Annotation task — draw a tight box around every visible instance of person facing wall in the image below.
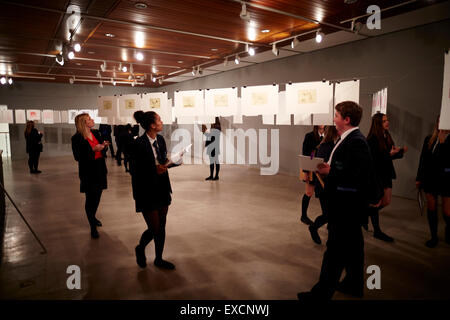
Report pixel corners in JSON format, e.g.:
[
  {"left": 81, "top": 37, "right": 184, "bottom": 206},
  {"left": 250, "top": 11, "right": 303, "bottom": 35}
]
[{"left": 24, "top": 120, "right": 43, "bottom": 174}]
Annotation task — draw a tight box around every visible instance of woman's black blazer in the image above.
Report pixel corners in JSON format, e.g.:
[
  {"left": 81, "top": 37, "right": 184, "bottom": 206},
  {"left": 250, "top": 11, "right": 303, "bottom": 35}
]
[
  {"left": 71, "top": 130, "right": 107, "bottom": 193},
  {"left": 367, "top": 135, "right": 403, "bottom": 183},
  {"left": 130, "top": 134, "right": 172, "bottom": 212}
]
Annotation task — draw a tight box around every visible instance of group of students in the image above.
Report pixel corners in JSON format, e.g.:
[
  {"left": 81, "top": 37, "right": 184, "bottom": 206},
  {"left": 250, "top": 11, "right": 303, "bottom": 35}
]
[
  {"left": 58, "top": 100, "right": 449, "bottom": 298},
  {"left": 297, "top": 102, "right": 449, "bottom": 301}
]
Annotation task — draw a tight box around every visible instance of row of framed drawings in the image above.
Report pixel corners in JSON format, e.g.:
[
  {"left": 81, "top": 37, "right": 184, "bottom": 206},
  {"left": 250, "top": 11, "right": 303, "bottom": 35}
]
[
  {"left": 97, "top": 80, "right": 360, "bottom": 126},
  {"left": 2, "top": 80, "right": 361, "bottom": 126},
  {"left": 0, "top": 109, "right": 102, "bottom": 124}
]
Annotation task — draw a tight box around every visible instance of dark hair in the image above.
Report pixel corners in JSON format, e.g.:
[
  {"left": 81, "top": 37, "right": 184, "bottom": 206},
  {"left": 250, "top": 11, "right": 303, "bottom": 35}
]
[
  {"left": 321, "top": 126, "right": 338, "bottom": 144},
  {"left": 335, "top": 101, "right": 362, "bottom": 127},
  {"left": 24, "top": 120, "right": 35, "bottom": 137},
  {"left": 312, "top": 125, "right": 322, "bottom": 141},
  {"left": 367, "top": 113, "right": 394, "bottom": 152},
  {"left": 134, "top": 111, "right": 157, "bottom": 131}
]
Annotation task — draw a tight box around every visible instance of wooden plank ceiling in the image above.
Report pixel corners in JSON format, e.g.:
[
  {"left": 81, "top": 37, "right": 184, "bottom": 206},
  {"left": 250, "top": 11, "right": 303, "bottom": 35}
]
[{"left": 0, "top": 0, "right": 444, "bottom": 87}]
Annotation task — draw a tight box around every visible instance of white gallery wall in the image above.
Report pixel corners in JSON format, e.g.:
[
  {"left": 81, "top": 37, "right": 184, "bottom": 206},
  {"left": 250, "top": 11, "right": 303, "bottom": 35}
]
[{"left": 1, "top": 19, "right": 449, "bottom": 198}]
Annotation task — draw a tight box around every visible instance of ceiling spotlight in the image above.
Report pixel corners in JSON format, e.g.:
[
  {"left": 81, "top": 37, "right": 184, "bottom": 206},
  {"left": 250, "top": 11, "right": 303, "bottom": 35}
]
[
  {"left": 74, "top": 43, "right": 81, "bottom": 52},
  {"left": 7, "top": 77, "right": 13, "bottom": 85},
  {"left": 113, "top": 67, "right": 117, "bottom": 78},
  {"left": 97, "top": 70, "right": 101, "bottom": 78},
  {"left": 291, "top": 37, "right": 299, "bottom": 48},
  {"left": 55, "top": 54, "right": 64, "bottom": 66},
  {"left": 248, "top": 47, "right": 255, "bottom": 56},
  {"left": 234, "top": 55, "right": 240, "bottom": 64},
  {"left": 198, "top": 67, "right": 203, "bottom": 75},
  {"left": 0, "top": 76, "right": 6, "bottom": 85},
  {"left": 69, "top": 77, "right": 74, "bottom": 84},
  {"left": 223, "top": 58, "right": 228, "bottom": 67},
  {"left": 130, "top": 64, "right": 134, "bottom": 74},
  {"left": 67, "top": 50, "right": 75, "bottom": 59},
  {"left": 99, "top": 81, "right": 103, "bottom": 88},
  {"left": 122, "top": 65, "right": 127, "bottom": 72},
  {"left": 315, "top": 30, "right": 324, "bottom": 43},
  {"left": 192, "top": 67, "right": 196, "bottom": 76},
  {"left": 128, "top": 75, "right": 133, "bottom": 80},
  {"left": 152, "top": 76, "right": 156, "bottom": 83},
  {"left": 131, "top": 81, "right": 135, "bottom": 87},
  {"left": 135, "top": 2, "right": 148, "bottom": 9},
  {"left": 152, "top": 66, "right": 157, "bottom": 73},
  {"left": 272, "top": 43, "right": 279, "bottom": 56},
  {"left": 158, "top": 78, "right": 163, "bottom": 85},
  {"left": 100, "top": 61, "right": 106, "bottom": 72},
  {"left": 261, "top": 29, "right": 270, "bottom": 33},
  {"left": 112, "top": 80, "right": 116, "bottom": 86},
  {"left": 240, "top": 3, "right": 250, "bottom": 21},
  {"left": 136, "top": 52, "right": 144, "bottom": 61}
]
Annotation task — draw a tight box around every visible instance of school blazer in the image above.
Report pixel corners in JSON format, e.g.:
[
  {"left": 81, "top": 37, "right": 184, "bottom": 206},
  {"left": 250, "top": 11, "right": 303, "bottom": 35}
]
[
  {"left": 324, "top": 129, "right": 382, "bottom": 226},
  {"left": 130, "top": 134, "right": 172, "bottom": 212}
]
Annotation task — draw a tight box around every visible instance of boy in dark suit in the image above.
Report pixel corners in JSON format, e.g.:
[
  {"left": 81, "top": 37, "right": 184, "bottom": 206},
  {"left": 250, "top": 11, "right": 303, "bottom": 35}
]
[{"left": 298, "top": 101, "right": 382, "bottom": 300}]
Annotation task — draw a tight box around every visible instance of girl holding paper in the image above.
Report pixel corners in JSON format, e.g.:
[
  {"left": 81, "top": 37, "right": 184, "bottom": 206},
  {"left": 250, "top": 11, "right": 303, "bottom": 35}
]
[
  {"left": 132, "top": 111, "right": 176, "bottom": 270},
  {"left": 300, "top": 125, "right": 324, "bottom": 225}
]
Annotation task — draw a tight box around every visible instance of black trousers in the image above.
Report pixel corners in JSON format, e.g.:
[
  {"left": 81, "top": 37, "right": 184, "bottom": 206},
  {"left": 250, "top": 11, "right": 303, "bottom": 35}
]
[
  {"left": 28, "top": 151, "right": 40, "bottom": 172},
  {"left": 311, "top": 223, "right": 364, "bottom": 299},
  {"left": 85, "top": 190, "right": 103, "bottom": 228}
]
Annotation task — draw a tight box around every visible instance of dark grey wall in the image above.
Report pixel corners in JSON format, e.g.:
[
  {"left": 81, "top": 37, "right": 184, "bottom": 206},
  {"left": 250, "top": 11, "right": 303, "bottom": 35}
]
[
  {"left": 159, "top": 19, "right": 450, "bottom": 199},
  {"left": 1, "top": 20, "right": 449, "bottom": 198}
]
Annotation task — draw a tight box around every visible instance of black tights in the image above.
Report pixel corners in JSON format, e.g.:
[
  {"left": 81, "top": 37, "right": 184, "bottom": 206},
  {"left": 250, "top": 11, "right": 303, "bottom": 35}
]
[
  {"left": 311, "top": 195, "right": 329, "bottom": 230},
  {"left": 209, "top": 162, "right": 220, "bottom": 178},
  {"left": 28, "top": 152, "right": 40, "bottom": 172},
  {"left": 139, "top": 207, "right": 169, "bottom": 261},
  {"left": 85, "top": 190, "right": 102, "bottom": 229}
]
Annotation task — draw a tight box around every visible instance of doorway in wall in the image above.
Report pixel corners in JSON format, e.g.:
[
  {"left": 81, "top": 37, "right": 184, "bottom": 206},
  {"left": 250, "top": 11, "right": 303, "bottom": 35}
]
[{"left": 0, "top": 105, "right": 11, "bottom": 157}]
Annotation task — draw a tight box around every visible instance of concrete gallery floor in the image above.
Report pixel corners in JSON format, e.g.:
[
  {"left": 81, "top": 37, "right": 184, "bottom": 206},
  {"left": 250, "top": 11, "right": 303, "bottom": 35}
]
[{"left": 0, "top": 155, "right": 449, "bottom": 300}]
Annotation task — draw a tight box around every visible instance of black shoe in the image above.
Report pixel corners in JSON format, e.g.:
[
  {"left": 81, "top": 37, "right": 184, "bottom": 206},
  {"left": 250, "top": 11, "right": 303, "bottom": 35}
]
[
  {"left": 309, "top": 225, "right": 322, "bottom": 244},
  {"left": 213, "top": 176, "right": 219, "bottom": 180},
  {"left": 425, "top": 237, "right": 438, "bottom": 248},
  {"left": 154, "top": 258, "right": 175, "bottom": 270},
  {"left": 135, "top": 245, "right": 147, "bottom": 268},
  {"left": 35, "top": 170, "right": 42, "bottom": 174},
  {"left": 301, "top": 216, "right": 313, "bottom": 225},
  {"left": 95, "top": 219, "right": 102, "bottom": 227},
  {"left": 90, "top": 228, "right": 99, "bottom": 239},
  {"left": 205, "top": 176, "right": 213, "bottom": 181},
  {"left": 373, "top": 231, "right": 394, "bottom": 242},
  {"left": 336, "top": 282, "right": 363, "bottom": 298}
]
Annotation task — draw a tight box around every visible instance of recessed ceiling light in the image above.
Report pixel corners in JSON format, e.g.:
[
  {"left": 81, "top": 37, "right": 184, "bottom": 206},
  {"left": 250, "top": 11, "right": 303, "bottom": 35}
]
[
  {"left": 105, "top": 33, "right": 115, "bottom": 38},
  {"left": 261, "top": 29, "right": 270, "bottom": 33},
  {"left": 177, "top": 60, "right": 183, "bottom": 63},
  {"left": 135, "top": 2, "right": 148, "bottom": 9},
  {"left": 211, "top": 48, "right": 218, "bottom": 51},
  {"left": 88, "top": 51, "right": 95, "bottom": 54},
  {"left": 76, "top": 63, "right": 82, "bottom": 66}
]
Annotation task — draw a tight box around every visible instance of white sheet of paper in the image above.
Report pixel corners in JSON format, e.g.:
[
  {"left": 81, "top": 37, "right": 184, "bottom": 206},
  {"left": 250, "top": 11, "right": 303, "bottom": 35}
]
[
  {"left": 42, "top": 109, "right": 54, "bottom": 124},
  {"left": 15, "top": 110, "right": 26, "bottom": 124},
  {"left": 5, "top": 110, "right": 14, "bottom": 123},
  {"left": 204, "top": 87, "right": 238, "bottom": 116},
  {"left": 241, "top": 84, "right": 279, "bottom": 116},
  {"left": 335, "top": 80, "right": 360, "bottom": 105},
  {"left": 293, "top": 114, "right": 311, "bottom": 125},
  {"left": 262, "top": 114, "right": 275, "bottom": 125},
  {"left": 118, "top": 94, "right": 141, "bottom": 117},
  {"left": 174, "top": 90, "right": 205, "bottom": 117},
  {"left": 276, "top": 91, "right": 291, "bottom": 125},
  {"left": 53, "top": 111, "right": 61, "bottom": 123},
  {"left": 298, "top": 155, "right": 324, "bottom": 171},
  {"left": 286, "top": 81, "right": 332, "bottom": 114},
  {"left": 440, "top": 52, "right": 450, "bottom": 129},
  {"left": 26, "top": 109, "right": 41, "bottom": 121},
  {"left": 97, "top": 96, "right": 119, "bottom": 118}
]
